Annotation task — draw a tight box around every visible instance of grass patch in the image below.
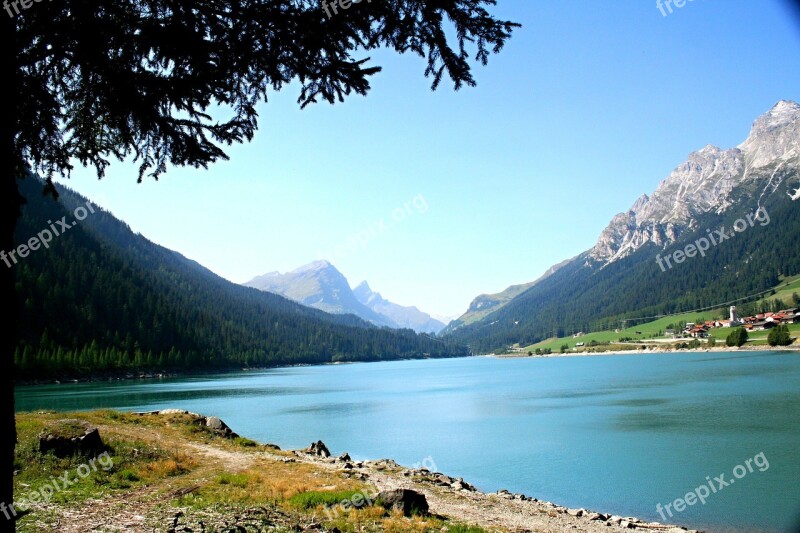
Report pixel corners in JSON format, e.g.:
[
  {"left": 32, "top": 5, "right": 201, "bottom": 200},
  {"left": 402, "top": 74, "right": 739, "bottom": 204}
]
[
  {"left": 233, "top": 436, "right": 259, "bottom": 448},
  {"left": 216, "top": 472, "right": 249, "bottom": 488},
  {"left": 288, "top": 489, "right": 370, "bottom": 510},
  {"left": 445, "top": 525, "right": 489, "bottom": 533},
  {"left": 13, "top": 410, "right": 200, "bottom": 513}
]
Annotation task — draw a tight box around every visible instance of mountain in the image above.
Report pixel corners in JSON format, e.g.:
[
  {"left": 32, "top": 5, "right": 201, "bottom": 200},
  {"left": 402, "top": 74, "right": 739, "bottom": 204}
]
[
  {"left": 443, "top": 258, "right": 572, "bottom": 333},
  {"left": 13, "top": 179, "right": 468, "bottom": 378},
  {"left": 445, "top": 101, "right": 800, "bottom": 351},
  {"left": 590, "top": 100, "right": 800, "bottom": 265},
  {"left": 243, "top": 261, "right": 396, "bottom": 328},
  {"left": 244, "top": 262, "right": 446, "bottom": 334},
  {"left": 353, "top": 281, "right": 446, "bottom": 334}
]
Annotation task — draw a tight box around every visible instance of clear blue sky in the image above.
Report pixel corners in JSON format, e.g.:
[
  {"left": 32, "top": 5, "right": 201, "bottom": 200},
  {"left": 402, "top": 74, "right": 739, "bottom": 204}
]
[{"left": 59, "top": 1, "right": 800, "bottom": 319}]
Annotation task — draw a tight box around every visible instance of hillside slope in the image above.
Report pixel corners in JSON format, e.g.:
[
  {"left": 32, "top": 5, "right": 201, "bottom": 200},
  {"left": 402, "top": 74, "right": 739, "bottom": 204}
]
[
  {"left": 13, "top": 178, "right": 468, "bottom": 378},
  {"left": 446, "top": 101, "right": 800, "bottom": 351}
]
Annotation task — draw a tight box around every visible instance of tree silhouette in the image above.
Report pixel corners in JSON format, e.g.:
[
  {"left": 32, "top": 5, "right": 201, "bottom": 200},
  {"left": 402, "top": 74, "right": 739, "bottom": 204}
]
[{"left": 1, "top": 1, "right": 519, "bottom": 529}]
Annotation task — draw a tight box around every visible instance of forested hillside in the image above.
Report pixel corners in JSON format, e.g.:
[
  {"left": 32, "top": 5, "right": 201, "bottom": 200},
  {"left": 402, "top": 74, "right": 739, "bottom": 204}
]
[
  {"left": 12, "top": 178, "right": 468, "bottom": 378},
  {"left": 447, "top": 188, "right": 800, "bottom": 352}
]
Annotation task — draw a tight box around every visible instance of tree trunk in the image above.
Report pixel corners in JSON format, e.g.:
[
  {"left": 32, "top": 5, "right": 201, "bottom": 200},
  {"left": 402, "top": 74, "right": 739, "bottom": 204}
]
[
  {"left": 1, "top": 13, "right": 20, "bottom": 533},
  {"left": 0, "top": 176, "right": 21, "bottom": 533}
]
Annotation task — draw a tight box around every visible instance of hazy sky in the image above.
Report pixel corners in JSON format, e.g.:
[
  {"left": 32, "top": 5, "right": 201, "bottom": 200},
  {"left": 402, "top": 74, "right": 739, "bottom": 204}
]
[{"left": 57, "top": 1, "right": 800, "bottom": 319}]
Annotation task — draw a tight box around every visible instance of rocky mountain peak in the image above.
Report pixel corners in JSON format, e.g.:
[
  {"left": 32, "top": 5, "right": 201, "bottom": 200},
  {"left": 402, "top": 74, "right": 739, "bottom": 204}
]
[
  {"left": 738, "top": 100, "right": 800, "bottom": 169},
  {"left": 588, "top": 101, "right": 799, "bottom": 264},
  {"left": 353, "top": 281, "right": 380, "bottom": 305},
  {"left": 294, "top": 259, "right": 332, "bottom": 273}
]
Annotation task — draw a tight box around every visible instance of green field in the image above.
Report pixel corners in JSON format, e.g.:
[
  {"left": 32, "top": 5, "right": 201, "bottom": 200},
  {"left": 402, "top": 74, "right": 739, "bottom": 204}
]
[
  {"left": 706, "top": 322, "right": 800, "bottom": 346},
  {"left": 521, "top": 309, "right": 725, "bottom": 353},
  {"left": 750, "top": 274, "right": 800, "bottom": 308},
  {"left": 520, "top": 275, "right": 800, "bottom": 354}
]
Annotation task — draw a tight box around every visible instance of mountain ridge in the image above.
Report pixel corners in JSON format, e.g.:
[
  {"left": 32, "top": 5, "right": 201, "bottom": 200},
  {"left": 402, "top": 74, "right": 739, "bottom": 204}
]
[
  {"left": 444, "top": 100, "right": 800, "bottom": 351},
  {"left": 588, "top": 100, "right": 800, "bottom": 265},
  {"left": 244, "top": 260, "right": 394, "bottom": 327},
  {"left": 353, "top": 281, "right": 446, "bottom": 334},
  {"left": 244, "top": 262, "right": 445, "bottom": 333}
]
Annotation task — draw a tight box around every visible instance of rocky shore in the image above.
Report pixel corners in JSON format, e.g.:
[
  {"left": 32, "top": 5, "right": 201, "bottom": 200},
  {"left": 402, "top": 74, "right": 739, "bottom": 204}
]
[
  {"left": 496, "top": 344, "right": 799, "bottom": 359},
  {"left": 292, "top": 441, "right": 701, "bottom": 533}
]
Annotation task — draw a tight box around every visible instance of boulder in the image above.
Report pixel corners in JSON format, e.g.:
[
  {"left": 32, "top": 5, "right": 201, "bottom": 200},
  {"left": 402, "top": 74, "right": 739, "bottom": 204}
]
[
  {"left": 376, "top": 489, "right": 429, "bottom": 516},
  {"left": 204, "top": 416, "right": 239, "bottom": 439},
  {"left": 435, "top": 474, "right": 454, "bottom": 486},
  {"left": 306, "top": 440, "right": 331, "bottom": 458},
  {"left": 337, "top": 452, "right": 352, "bottom": 462},
  {"left": 39, "top": 419, "right": 104, "bottom": 457},
  {"left": 456, "top": 478, "right": 477, "bottom": 492}
]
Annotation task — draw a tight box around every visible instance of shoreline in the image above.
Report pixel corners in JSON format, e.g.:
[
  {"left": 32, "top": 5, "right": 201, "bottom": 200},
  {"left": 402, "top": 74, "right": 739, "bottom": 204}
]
[
  {"left": 299, "top": 450, "right": 701, "bottom": 533},
  {"left": 13, "top": 354, "right": 468, "bottom": 387},
  {"left": 145, "top": 408, "right": 704, "bottom": 533},
  {"left": 493, "top": 344, "right": 800, "bottom": 359},
  {"left": 15, "top": 408, "right": 705, "bottom": 532},
  {"left": 18, "top": 345, "right": 799, "bottom": 387}
]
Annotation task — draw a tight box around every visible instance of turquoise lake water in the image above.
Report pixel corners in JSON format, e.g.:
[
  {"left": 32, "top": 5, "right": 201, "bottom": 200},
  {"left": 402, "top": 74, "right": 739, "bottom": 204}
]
[{"left": 15, "top": 351, "right": 800, "bottom": 532}]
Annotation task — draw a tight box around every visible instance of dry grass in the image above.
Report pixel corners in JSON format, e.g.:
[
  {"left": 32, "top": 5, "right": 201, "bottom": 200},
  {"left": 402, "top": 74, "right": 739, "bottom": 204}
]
[
  {"left": 14, "top": 410, "right": 492, "bottom": 533},
  {"left": 190, "top": 461, "right": 367, "bottom": 507}
]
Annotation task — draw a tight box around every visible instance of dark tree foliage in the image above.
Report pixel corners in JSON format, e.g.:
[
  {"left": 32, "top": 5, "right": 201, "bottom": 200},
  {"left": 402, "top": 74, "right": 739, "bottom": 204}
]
[
  {"left": 767, "top": 325, "right": 793, "bottom": 346},
  {"left": 725, "top": 327, "right": 748, "bottom": 347},
  {"left": 2, "top": 2, "right": 519, "bottom": 530},
  {"left": 12, "top": 0, "right": 519, "bottom": 183}
]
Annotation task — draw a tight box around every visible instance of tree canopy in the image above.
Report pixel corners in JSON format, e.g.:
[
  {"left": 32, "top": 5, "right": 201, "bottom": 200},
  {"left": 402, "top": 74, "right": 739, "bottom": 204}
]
[{"left": 9, "top": 0, "right": 519, "bottom": 186}]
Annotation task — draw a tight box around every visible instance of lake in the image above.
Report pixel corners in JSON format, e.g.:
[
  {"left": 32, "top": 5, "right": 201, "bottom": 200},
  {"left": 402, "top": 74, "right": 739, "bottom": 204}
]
[{"left": 15, "top": 351, "right": 800, "bottom": 533}]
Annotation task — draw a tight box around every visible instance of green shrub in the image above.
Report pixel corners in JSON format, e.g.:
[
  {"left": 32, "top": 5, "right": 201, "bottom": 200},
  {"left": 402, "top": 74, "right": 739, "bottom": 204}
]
[
  {"left": 726, "top": 327, "right": 748, "bottom": 347},
  {"left": 768, "top": 325, "right": 792, "bottom": 346}
]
